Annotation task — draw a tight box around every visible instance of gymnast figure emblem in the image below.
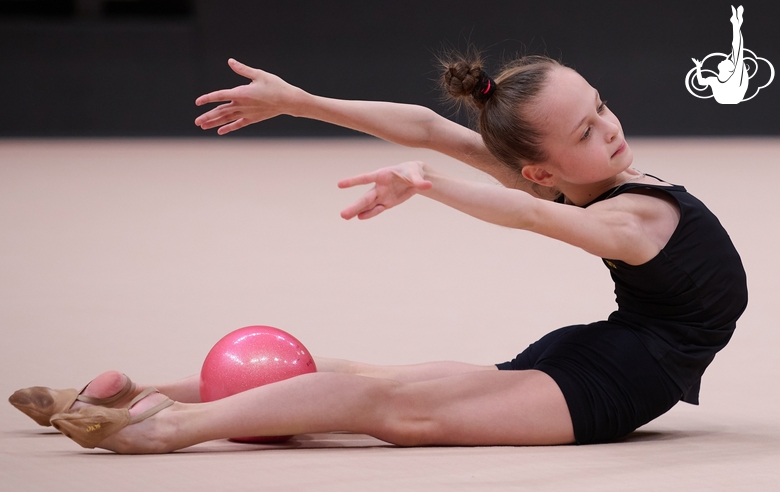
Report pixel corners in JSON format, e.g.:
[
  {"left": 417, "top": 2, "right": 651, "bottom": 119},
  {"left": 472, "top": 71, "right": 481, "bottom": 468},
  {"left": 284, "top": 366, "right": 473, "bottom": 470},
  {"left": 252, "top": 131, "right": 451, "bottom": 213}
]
[{"left": 685, "top": 5, "right": 774, "bottom": 104}]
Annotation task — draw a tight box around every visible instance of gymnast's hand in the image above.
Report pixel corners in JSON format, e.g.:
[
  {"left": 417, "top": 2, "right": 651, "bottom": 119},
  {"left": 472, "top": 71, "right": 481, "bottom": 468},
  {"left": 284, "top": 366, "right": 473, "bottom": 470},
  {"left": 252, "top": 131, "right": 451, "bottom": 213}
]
[
  {"left": 195, "top": 59, "right": 304, "bottom": 135},
  {"left": 338, "top": 161, "right": 433, "bottom": 220}
]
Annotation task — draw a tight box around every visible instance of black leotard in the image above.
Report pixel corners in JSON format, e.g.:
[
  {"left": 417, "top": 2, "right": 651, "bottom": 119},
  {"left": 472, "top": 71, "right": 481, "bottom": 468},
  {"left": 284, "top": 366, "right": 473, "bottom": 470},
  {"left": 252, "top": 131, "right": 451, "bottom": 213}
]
[
  {"left": 499, "top": 177, "right": 748, "bottom": 442},
  {"left": 586, "top": 178, "right": 748, "bottom": 404}
]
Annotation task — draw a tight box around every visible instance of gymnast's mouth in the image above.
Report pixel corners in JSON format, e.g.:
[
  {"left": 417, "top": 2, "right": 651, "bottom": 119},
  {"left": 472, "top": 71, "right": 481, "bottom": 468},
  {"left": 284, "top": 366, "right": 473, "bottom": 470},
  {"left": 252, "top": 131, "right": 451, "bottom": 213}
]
[{"left": 612, "top": 141, "right": 626, "bottom": 157}]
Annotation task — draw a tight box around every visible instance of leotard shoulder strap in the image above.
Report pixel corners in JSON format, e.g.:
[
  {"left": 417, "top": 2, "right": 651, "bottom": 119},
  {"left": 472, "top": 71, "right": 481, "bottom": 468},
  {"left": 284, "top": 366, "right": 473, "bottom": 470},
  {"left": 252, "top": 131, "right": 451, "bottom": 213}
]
[{"left": 584, "top": 174, "right": 686, "bottom": 208}]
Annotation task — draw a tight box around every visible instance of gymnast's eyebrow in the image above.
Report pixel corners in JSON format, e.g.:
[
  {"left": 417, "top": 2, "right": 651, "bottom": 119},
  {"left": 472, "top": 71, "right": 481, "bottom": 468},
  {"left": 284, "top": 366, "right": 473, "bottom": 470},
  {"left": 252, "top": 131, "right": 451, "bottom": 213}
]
[{"left": 571, "top": 89, "right": 600, "bottom": 136}]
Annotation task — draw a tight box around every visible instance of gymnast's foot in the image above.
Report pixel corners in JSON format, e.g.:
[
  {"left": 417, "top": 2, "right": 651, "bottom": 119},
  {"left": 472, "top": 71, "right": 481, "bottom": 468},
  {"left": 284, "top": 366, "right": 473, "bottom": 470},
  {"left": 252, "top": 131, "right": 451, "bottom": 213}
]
[
  {"left": 51, "top": 388, "right": 178, "bottom": 454},
  {"left": 9, "top": 371, "right": 138, "bottom": 427},
  {"left": 71, "top": 371, "right": 136, "bottom": 409}
]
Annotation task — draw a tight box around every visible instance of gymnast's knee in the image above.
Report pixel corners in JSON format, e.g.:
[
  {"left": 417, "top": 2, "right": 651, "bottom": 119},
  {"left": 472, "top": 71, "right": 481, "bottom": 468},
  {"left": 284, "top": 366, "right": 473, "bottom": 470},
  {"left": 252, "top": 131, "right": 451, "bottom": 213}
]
[{"left": 371, "top": 383, "right": 443, "bottom": 446}]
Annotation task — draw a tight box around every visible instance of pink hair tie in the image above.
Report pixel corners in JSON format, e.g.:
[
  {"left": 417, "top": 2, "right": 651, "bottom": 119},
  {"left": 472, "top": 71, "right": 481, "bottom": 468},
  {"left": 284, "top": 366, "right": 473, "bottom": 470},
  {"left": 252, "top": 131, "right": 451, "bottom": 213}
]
[{"left": 472, "top": 71, "right": 496, "bottom": 102}]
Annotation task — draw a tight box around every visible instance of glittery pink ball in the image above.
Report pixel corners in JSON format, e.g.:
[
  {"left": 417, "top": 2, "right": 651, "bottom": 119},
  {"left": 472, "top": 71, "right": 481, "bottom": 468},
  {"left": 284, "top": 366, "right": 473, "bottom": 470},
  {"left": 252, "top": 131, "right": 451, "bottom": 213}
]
[{"left": 200, "top": 325, "right": 317, "bottom": 443}]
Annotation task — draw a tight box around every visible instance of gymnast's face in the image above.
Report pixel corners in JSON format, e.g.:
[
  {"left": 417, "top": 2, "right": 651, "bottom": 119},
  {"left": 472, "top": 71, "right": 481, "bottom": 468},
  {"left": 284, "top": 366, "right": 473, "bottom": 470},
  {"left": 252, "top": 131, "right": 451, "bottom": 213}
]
[{"left": 524, "top": 67, "right": 633, "bottom": 188}]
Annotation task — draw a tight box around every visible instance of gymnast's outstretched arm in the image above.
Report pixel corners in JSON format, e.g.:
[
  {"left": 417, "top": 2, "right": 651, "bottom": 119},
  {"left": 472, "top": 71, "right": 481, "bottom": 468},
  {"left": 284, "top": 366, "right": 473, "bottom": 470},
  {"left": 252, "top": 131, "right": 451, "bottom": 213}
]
[
  {"left": 338, "top": 161, "right": 675, "bottom": 265},
  {"left": 195, "top": 59, "right": 552, "bottom": 199}
]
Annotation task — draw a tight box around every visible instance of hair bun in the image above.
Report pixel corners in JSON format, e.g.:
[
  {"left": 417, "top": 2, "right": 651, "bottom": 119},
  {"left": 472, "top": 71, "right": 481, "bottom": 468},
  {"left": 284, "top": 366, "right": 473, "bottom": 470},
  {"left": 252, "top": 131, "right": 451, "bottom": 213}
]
[
  {"left": 443, "top": 61, "right": 481, "bottom": 96},
  {"left": 443, "top": 60, "right": 496, "bottom": 108}
]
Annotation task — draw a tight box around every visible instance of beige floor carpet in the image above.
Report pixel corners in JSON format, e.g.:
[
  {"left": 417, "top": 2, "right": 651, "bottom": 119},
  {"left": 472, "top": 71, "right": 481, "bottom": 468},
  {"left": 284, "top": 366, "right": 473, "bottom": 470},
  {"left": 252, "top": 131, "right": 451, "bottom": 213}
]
[{"left": 1, "top": 138, "right": 778, "bottom": 491}]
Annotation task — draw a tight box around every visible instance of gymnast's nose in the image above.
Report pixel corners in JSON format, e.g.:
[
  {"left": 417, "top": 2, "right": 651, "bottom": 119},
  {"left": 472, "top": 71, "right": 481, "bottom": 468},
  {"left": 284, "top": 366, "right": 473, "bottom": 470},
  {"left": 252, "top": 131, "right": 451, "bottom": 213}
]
[{"left": 604, "top": 119, "right": 619, "bottom": 143}]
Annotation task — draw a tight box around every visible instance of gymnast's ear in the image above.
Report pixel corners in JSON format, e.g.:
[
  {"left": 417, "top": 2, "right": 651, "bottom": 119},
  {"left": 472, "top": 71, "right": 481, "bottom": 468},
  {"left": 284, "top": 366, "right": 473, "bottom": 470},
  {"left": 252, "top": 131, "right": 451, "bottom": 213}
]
[{"left": 521, "top": 164, "right": 557, "bottom": 187}]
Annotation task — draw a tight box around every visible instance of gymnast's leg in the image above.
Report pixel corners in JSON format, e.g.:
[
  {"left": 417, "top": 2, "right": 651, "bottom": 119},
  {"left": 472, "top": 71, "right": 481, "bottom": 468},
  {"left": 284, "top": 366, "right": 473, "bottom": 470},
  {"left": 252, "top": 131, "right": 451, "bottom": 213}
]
[
  {"left": 314, "top": 356, "right": 498, "bottom": 382},
  {"left": 60, "top": 358, "right": 496, "bottom": 411},
  {"left": 91, "top": 369, "right": 575, "bottom": 453}
]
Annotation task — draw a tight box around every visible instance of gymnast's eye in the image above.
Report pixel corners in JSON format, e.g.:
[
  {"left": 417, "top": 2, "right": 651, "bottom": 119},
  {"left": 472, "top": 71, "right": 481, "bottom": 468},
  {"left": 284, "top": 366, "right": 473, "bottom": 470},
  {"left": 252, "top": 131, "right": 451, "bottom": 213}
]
[
  {"left": 582, "top": 127, "right": 591, "bottom": 140},
  {"left": 582, "top": 101, "right": 608, "bottom": 140},
  {"left": 580, "top": 101, "right": 607, "bottom": 140}
]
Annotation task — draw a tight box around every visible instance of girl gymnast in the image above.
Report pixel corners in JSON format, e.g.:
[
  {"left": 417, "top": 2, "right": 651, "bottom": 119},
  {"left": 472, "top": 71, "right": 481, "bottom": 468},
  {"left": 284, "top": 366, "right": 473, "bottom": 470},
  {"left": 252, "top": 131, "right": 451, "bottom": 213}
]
[{"left": 9, "top": 51, "right": 747, "bottom": 453}]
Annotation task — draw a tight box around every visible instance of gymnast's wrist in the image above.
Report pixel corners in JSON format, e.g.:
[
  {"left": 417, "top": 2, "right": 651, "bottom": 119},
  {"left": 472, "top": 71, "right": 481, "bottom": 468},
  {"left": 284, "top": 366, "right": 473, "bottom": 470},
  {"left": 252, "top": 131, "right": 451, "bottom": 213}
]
[{"left": 288, "top": 88, "right": 317, "bottom": 118}]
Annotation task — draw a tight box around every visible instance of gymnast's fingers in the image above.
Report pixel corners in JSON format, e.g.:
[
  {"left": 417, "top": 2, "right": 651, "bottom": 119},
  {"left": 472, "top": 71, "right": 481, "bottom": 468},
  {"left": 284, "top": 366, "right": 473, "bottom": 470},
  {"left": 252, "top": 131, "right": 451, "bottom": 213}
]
[
  {"left": 197, "top": 110, "right": 242, "bottom": 130},
  {"left": 227, "top": 58, "right": 258, "bottom": 79},
  {"left": 340, "top": 188, "right": 378, "bottom": 220},
  {"left": 356, "top": 205, "right": 387, "bottom": 220},
  {"left": 195, "top": 102, "right": 235, "bottom": 125},
  {"left": 217, "top": 118, "right": 252, "bottom": 135},
  {"left": 195, "top": 88, "right": 242, "bottom": 107},
  {"left": 338, "top": 172, "right": 379, "bottom": 189}
]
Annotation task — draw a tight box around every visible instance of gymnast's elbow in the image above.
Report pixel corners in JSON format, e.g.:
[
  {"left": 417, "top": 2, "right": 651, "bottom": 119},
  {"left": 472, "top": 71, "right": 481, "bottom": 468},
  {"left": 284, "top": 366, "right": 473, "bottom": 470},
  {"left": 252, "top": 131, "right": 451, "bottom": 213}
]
[
  {"left": 404, "top": 106, "right": 442, "bottom": 149},
  {"left": 503, "top": 200, "right": 538, "bottom": 231}
]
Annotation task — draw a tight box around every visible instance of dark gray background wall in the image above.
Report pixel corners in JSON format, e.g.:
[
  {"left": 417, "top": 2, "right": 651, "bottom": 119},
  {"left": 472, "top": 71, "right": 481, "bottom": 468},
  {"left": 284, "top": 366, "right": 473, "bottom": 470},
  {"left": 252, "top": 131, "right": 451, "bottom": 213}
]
[{"left": 1, "top": 0, "right": 777, "bottom": 137}]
